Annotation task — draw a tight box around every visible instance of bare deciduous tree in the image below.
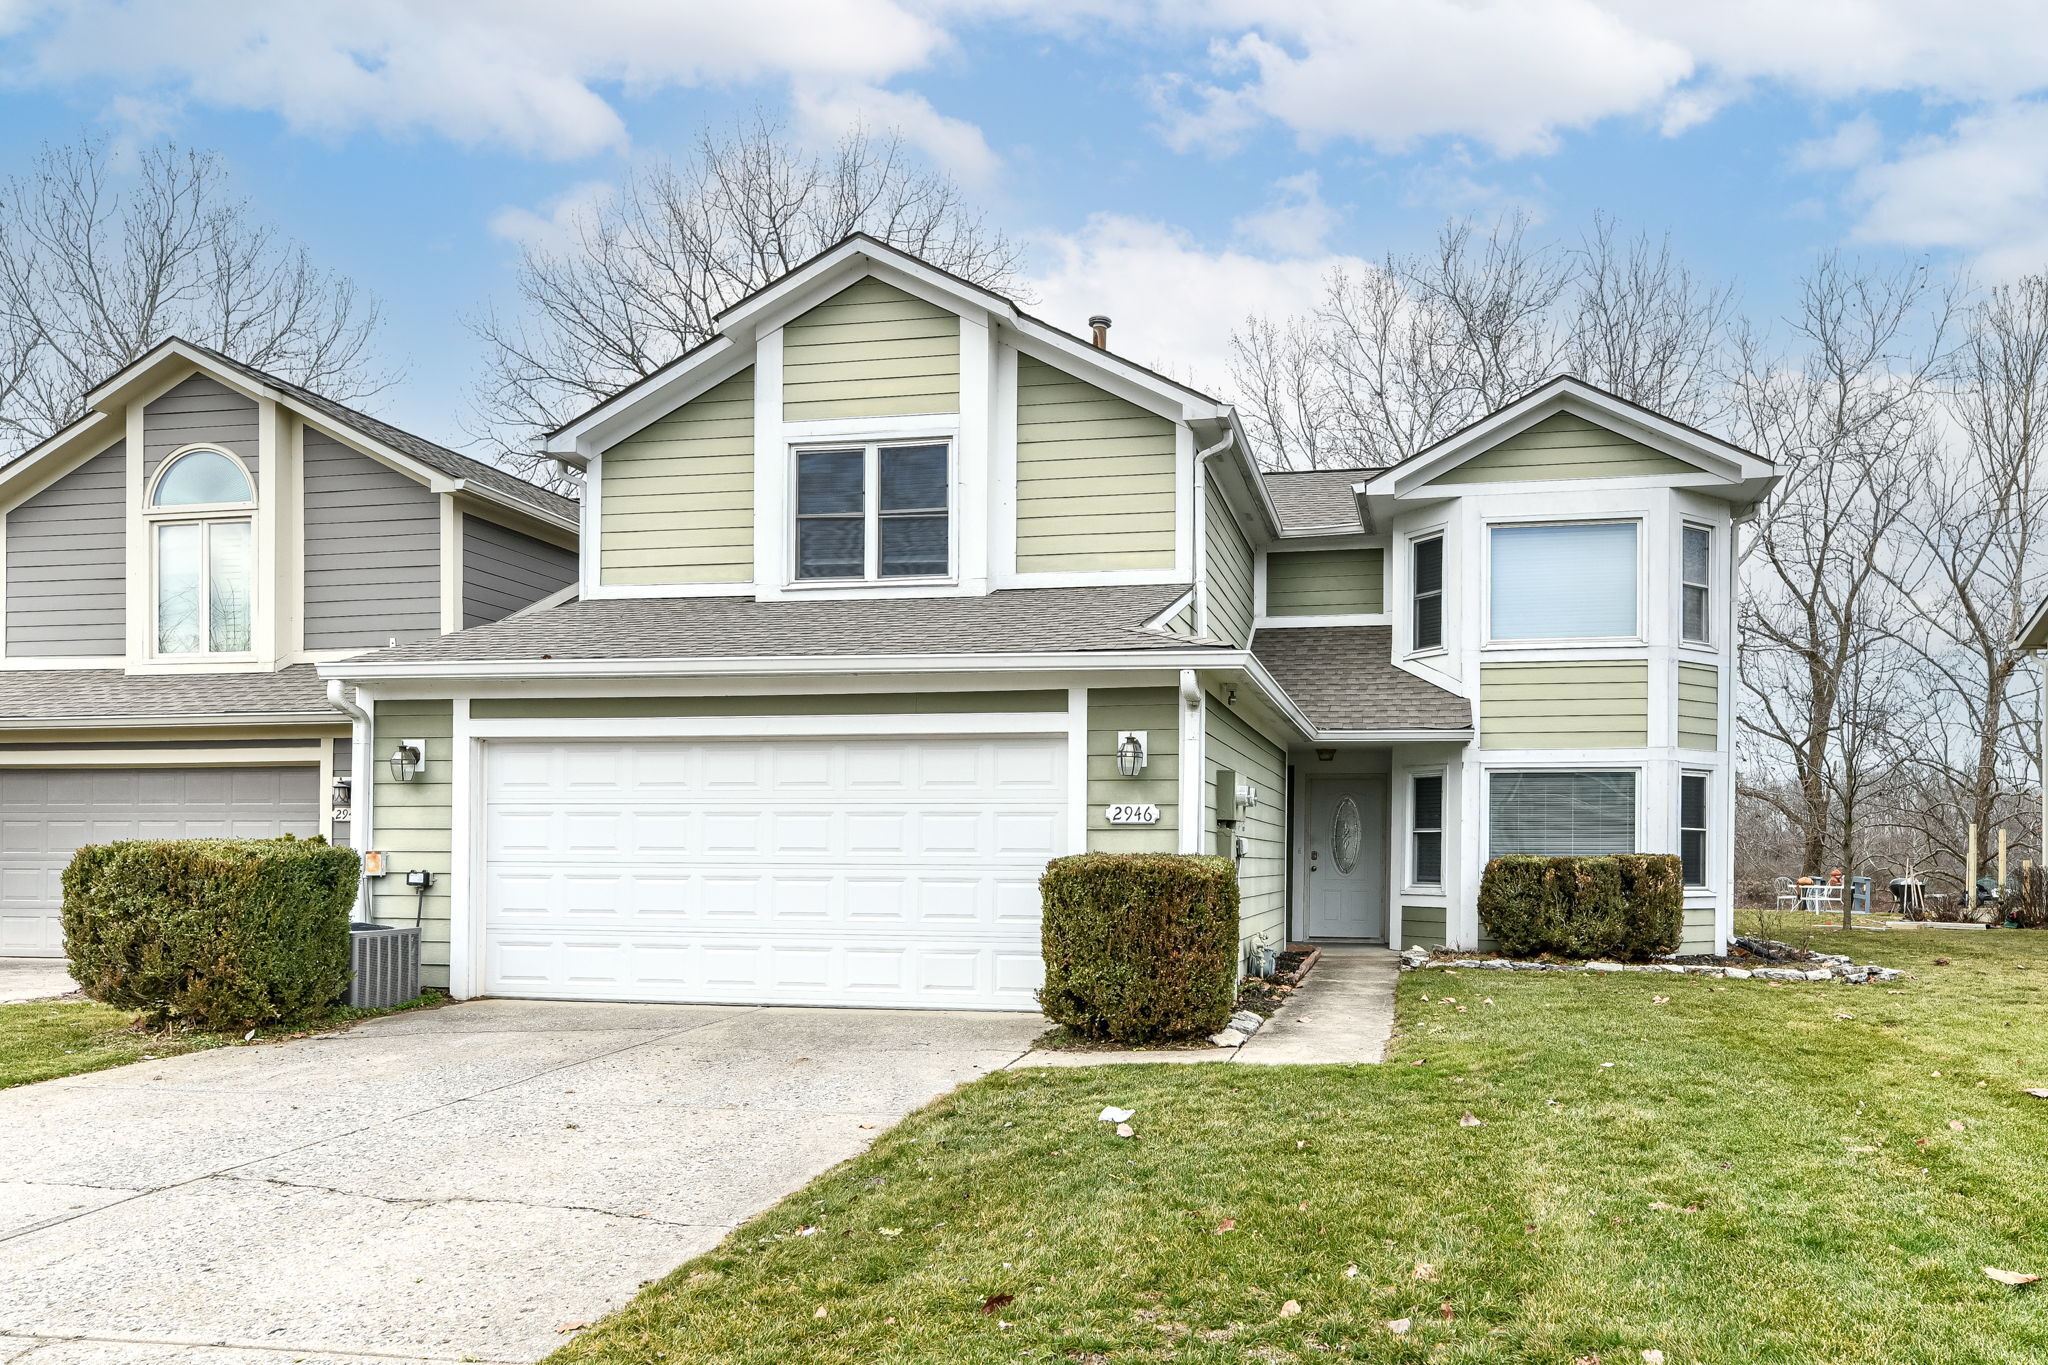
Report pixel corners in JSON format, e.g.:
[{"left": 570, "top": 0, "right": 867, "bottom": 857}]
[
  {"left": 1562, "top": 215, "right": 1734, "bottom": 425},
  {"left": 0, "top": 136, "right": 385, "bottom": 458},
  {"left": 468, "top": 115, "right": 1019, "bottom": 483}
]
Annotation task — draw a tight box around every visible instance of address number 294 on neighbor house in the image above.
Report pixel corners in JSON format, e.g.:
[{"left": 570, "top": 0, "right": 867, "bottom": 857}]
[{"left": 1105, "top": 803, "right": 1161, "bottom": 825}]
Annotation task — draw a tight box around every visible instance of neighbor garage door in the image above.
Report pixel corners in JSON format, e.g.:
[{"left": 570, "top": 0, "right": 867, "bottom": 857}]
[
  {"left": 0, "top": 766, "right": 322, "bottom": 957},
  {"left": 482, "top": 737, "right": 1066, "bottom": 1009}
]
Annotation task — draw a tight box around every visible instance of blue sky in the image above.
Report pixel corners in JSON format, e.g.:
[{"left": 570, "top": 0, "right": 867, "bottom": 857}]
[{"left": 4, "top": 2, "right": 2047, "bottom": 445}]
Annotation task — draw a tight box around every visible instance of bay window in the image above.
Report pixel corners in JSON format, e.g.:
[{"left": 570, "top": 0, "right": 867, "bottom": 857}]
[
  {"left": 1487, "top": 770, "right": 1636, "bottom": 858},
  {"left": 1680, "top": 771, "right": 1709, "bottom": 886},
  {"left": 795, "top": 441, "right": 951, "bottom": 582},
  {"left": 1489, "top": 520, "right": 1638, "bottom": 641},
  {"left": 148, "top": 448, "right": 254, "bottom": 656}
]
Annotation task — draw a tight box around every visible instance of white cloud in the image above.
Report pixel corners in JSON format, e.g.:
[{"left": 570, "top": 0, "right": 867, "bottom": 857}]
[
  {"left": 1843, "top": 101, "right": 2048, "bottom": 277},
  {"left": 1794, "top": 115, "right": 1884, "bottom": 172},
  {"left": 488, "top": 180, "right": 617, "bottom": 252},
  {"left": 1231, "top": 171, "right": 1337, "bottom": 256},
  {"left": 1024, "top": 213, "right": 1362, "bottom": 396},
  {"left": 7, "top": 0, "right": 954, "bottom": 158},
  {"left": 791, "top": 82, "right": 999, "bottom": 185}
]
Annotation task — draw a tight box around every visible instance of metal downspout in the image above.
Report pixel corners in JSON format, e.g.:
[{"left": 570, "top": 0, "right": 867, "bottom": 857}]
[{"left": 328, "top": 679, "right": 373, "bottom": 922}]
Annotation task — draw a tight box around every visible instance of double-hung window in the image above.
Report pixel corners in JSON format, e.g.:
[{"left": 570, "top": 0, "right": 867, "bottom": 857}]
[
  {"left": 1410, "top": 773, "right": 1445, "bottom": 886},
  {"left": 1680, "top": 772, "right": 1709, "bottom": 886},
  {"left": 1487, "top": 770, "right": 1636, "bottom": 858},
  {"left": 147, "top": 448, "right": 255, "bottom": 656},
  {"left": 1489, "top": 520, "right": 1638, "bottom": 641},
  {"left": 1681, "top": 524, "right": 1711, "bottom": 644},
  {"left": 794, "top": 441, "right": 950, "bottom": 582},
  {"left": 1411, "top": 534, "right": 1444, "bottom": 652}
]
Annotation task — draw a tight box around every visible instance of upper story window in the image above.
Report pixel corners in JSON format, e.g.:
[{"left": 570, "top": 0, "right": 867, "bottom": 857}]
[
  {"left": 1681, "top": 524, "right": 1711, "bottom": 644},
  {"left": 147, "top": 448, "right": 254, "bottom": 656},
  {"left": 795, "top": 441, "right": 951, "bottom": 582},
  {"left": 1489, "top": 520, "right": 1638, "bottom": 642},
  {"left": 1411, "top": 534, "right": 1444, "bottom": 652}
]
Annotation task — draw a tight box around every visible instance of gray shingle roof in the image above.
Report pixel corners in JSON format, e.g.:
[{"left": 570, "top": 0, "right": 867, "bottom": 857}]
[
  {"left": 0, "top": 664, "right": 338, "bottom": 724},
  {"left": 333, "top": 585, "right": 1221, "bottom": 668},
  {"left": 187, "top": 343, "right": 580, "bottom": 525},
  {"left": 1252, "top": 626, "right": 1470, "bottom": 732},
  {"left": 1259, "top": 468, "right": 1379, "bottom": 534}
]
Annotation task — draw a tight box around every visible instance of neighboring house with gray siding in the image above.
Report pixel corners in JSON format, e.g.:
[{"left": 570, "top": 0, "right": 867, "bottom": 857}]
[
  {"left": 0, "top": 339, "right": 577, "bottom": 958},
  {"left": 318, "top": 236, "right": 1774, "bottom": 1010}
]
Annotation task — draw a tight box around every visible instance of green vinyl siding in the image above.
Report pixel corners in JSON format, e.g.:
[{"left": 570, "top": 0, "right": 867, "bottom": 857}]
[
  {"left": 601, "top": 367, "right": 754, "bottom": 586},
  {"left": 1678, "top": 662, "right": 1720, "bottom": 750},
  {"left": 1428, "top": 412, "right": 1699, "bottom": 486},
  {"left": 368, "top": 698, "right": 454, "bottom": 987},
  {"left": 1014, "top": 354, "right": 1177, "bottom": 572},
  {"left": 1480, "top": 661, "right": 1649, "bottom": 749},
  {"left": 1160, "top": 599, "right": 1199, "bottom": 637},
  {"left": 1265, "top": 547, "right": 1384, "bottom": 616},
  {"left": 1205, "top": 698, "right": 1287, "bottom": 954},
  {"left": 471, "top": 691, "right": 1067, "bottom": 720},
  {"left": 1087, "top": 687, "right": 1177, "bottom": 854},
  {"left": 1204, "top": 483, "right": 1254, "bottom": 645},
  {"left": 782, "top": 277, "right": 959, "bottom": 420},
  {"left": 1400, "top": 904, "right": 1447, "bottom": 949},
  {"left": 1681, "top": 904, "right": 1716, "bottom": 954}
]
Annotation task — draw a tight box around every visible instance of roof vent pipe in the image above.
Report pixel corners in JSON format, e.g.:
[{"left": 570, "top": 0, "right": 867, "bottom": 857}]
[{"left": 1088, "top": 314, "right": 1111, "bottom": 349}]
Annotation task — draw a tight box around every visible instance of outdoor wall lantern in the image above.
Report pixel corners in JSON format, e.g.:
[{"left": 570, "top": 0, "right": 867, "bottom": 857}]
[
  {"left": 331, "top": 775, "right": 352, "bottom": 807},
  {"left": 1115, "top": 730, "right": 1149, "bottom": 777},
  {"left": 388, "top": 740, "right": 427, "bottom": 784}
]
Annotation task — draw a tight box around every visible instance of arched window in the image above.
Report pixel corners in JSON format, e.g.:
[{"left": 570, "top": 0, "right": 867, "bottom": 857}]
[
  {"left": 147, "top": 448, "right": 255, "bottom": 655},
  {"left": 151, "top": 448, "right": 253, "bottom": 507}
]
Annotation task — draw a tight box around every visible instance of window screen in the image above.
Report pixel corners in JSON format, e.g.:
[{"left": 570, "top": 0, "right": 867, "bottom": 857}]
[
  {"left": 1412, "top": 535, "right": 1444, "bottom": 651},
  {"left": 1490, "top": 522, "right": 1638, "bottom": 640},
  {"left": 1680, "top": 772, "right": 1708, "bottom": 886},
  {"left": 1487, "top": 770, "right": 1637, "bottom": 858},
  {"left": 1681, "top": 524, "right": 1711, "bottom": 644},
  {"left": 1411, "top": 773, "right": 1444, "bottom": 885}
]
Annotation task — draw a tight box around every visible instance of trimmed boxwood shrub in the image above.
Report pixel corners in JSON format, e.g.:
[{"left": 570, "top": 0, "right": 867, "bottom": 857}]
[
  {"left": 1478, "top": 853, "right": 1684, "bottom": 961},
  {"left": 1038, "top": 853, "right": 1239, "bottom": 1043},
  {"left": 63, "top": 835, "right": 359, "bottom": 1031}
]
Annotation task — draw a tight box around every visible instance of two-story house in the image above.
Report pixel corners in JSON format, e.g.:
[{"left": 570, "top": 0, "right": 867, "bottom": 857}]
[
  {"left": 323, "top": 236, "right": 1777, "bottom": 1007},
  {"left": 0, "top": 340, "right": 580, "bottom": 957}
]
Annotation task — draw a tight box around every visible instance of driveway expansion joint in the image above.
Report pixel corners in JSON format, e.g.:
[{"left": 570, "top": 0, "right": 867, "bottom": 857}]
[{"left": 0, "top": 1330, "right": 526, "bottom": 1364}]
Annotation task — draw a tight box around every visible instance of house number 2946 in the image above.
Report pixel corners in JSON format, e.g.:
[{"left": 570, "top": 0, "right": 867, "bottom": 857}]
[{"left": 1105, "top": 803, "right": 1161, "bottom": 825}]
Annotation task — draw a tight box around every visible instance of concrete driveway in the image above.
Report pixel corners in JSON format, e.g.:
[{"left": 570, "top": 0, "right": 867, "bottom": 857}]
[
  {"left": 0, "top": 959, "right": 78, "bottom": 1004},
  {"left": 0, "top": 999, "right": 1044, "bottom": 1365}
]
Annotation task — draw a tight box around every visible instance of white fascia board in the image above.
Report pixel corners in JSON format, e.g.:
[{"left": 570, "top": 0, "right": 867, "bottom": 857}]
[
  {"left": 469, "top": 711, "right": 1071, "bottom": 740},
  {"left": 1141, "top": 588, "right": 1197, "bottom": 632},
  {"left": 0, "top": 710, "right": 345, "bottom": 731},
  {"left": 1313, "top": 728, "right": 1477, "bottom": 744},
  {"left": 717, "top": 240, "right": 1009, "bottom": 336},
  {"left": 1004, "top": 318, "right": 1228, "bottom": 427},
  {"left": 318, "top": 646, "right": 1249, "bottom": 684},
  {"left": 2019, "top": 595, "right": 2048, "bottom": 651},
  {"left": 542, "top": 336, "right": 742, "bottom": 459}
]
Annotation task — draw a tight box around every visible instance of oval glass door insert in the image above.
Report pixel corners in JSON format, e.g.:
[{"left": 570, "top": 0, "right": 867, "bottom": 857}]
[{"left": 1331, "top": 795, "right": 1362, "bottom": 875}]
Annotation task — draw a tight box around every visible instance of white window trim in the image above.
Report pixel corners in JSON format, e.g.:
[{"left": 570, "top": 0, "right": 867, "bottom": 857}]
[
  {"left": 787, "top": 436, "right": 957, "bottom": 589},
  {"left": 1680, "top": 520, "right": 1713, "bottom": 648},
  {"left": 144, "top": 446, "right": 258, "bottom": 661},
  {"left": 1407, "top": 529, "right": 1447, "bottom": 658},
  {"left": 1482, "top": 764, "right": 1643, "bottom": 861},
  {"left": 1404, "top": 767, "right": 1448, "bottom": 892},
  {"left": 1482, "top": 515, "right": 1645, "bottom": 649},
  {"left": 1680, "top": 767, "right": 1711, "bottom": 889}
]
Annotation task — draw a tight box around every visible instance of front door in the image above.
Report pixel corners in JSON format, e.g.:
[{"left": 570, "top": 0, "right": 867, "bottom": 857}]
[{"left": 1305, "top": 778, "right": 1387, "bottom": 941}]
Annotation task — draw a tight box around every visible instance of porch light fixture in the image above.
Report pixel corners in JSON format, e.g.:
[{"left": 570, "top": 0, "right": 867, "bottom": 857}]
[
  {"left": 1315, "top": 748, "right": 1336, "bottom": 762},
  {"left": 388, "top": 740, "right": 426, "bottom": 784},
  {"left": 1115, "top": 730, "right": 1149, "bottom": 777},
  {"left": 331, "top": 775, "right": 352, "bottom": 807}
]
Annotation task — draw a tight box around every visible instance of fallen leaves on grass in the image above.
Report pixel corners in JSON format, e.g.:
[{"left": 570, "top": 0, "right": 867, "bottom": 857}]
[
  {"left": 1344, "top": 1264, "right": 1360, "bottom": 1279},
  {"left": 1279, "top": 1299, "right": 1302, "bottom": 1318},
  {"left": 1459, "top": 1112, "right": 1485, "bottom": 1127},
  {"left": 1414, "top": 1263, "right": 1438, "bottom": 1281},
  {"left": 1385, "top": 1318, "right": 1412, "bottom": 1334},
  {"left": 1215, "top": 1218, "right": 1237, "bottom": 1233},
  {"left": 1643, "top": 1353, "right": 1666, "bottom": 1364},
  {"left": 1115, "top": 1122, "right": 1134, "bottom": 1138},
  {"left": 2025, "top": 1088, "right": 2048, "bottom": 1099},
  {"left": 981, "top": 1293, "right": 1016, "bottom": 1314},
  {"left": 1949, "top": 1120, "right": 1967, "bottom": 1132},
  {"left": 555, "top": 1322, "right": 589, "bottom": 1333},
  {"left": 1098, "top": 1106, "right": 1134, "bottom": 1123},
  {"left": 813, "top": 1306, "right": 828, "bottom": 1319},
  {"left": 1984, "top": 1267, "right": 2040, "bottom": 1286}
]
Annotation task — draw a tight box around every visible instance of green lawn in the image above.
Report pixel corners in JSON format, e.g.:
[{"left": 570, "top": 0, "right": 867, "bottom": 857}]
[
  {"left": 0, "top": 993, "right": 447, "bottom": 1090},
  {"left": 554, "top": 924, "right": 2048, "bottom": 1364}
]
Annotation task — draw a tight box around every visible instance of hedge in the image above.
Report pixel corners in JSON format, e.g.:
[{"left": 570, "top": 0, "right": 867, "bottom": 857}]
[
  {"left": 63, "top": 835, "right": 359, "bottom": 1031},
  {"left": 1038, "top": 853, "right": 1239, "bottom": 1043},
  {"left": 1477, "top": 853, "right": 1684, "bottom": 961}
]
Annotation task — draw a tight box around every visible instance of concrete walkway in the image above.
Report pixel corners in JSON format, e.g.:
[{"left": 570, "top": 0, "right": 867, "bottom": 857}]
[
  {"left": 1013, "top": 945, "right": 1399, "bottom": 1067},
  {"left": 0, "top": 959, "right": 78, "bottom": 1005},
  {"left": 0, "top": 998, "right": 1043, "bottom": 1365}
]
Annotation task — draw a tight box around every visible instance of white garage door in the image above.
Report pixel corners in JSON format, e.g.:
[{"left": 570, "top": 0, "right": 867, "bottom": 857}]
[
  {"left": 0, "top": 766, "right": 322, "bottom": 957},
  {"left": 481, "top": 736, "right": 1066, "bottom": 1009}
]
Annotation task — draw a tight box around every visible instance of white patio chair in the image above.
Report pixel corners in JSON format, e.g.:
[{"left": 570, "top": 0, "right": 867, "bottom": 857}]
[{"left": 1774, "top": 877, "right": 1800, "bottom": 912}]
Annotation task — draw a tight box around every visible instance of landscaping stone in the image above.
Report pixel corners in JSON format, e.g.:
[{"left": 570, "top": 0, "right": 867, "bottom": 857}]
[{"left": 1395, "top": 937, "right": 1902, "bottom": 985}]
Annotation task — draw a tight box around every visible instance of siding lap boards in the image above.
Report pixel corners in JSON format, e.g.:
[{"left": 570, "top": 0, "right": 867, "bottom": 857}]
[
  {"left": 1203, "top": 483, "right": 1254, "bottom": 645},
  {"left": 144, "top": 374, "right": 259, "bottom": 485},
  {"left": 1480, "top": 660, "right": 1648, "bottom": 748},
  {"left": 1428, "top": 412, "right": 1698, "bottom": 485},
  {"left": 1205, "top": 699, "right": 1286, "bottom": 953},
  {"left": 782, "top": 279, "right": 959, "bottom": 421},
  {"left": 1265, "top": 547, "right": 1383, "bottom": 616},
  {"left": 462, "top": 515, "right": 576, "bottom": 628},
  {"left": 1678, "top": 662, "right": 1719, "bottom": 750},
  {"left": 1087, "top": 687, "right": 1177, "bottom": 853},
  {"left": 5, "top": 443, "right": 125, "bottom": 657},
  {"left": 1015, "top": 355, "right": 1177, "bottom": 573},
  {"left": 1400, "top": 904, "right": 1448, "bottom": 949},
  {"left": 369, "top": 699, "right": 453, "bottom": 986},
  {"left": 602, "top": 367, "right": 754, "bottom": 586},
  {"left": 302, "top": 430, "right": 440, "bottom": 650}
]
